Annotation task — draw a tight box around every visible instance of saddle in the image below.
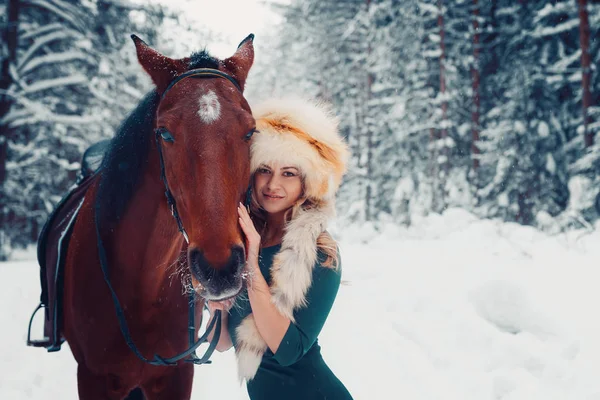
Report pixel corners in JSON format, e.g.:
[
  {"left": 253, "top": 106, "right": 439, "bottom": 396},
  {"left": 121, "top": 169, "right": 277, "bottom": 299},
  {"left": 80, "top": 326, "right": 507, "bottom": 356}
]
[{"left": 27, "top": 140, "right": 110, "bottom": 351}]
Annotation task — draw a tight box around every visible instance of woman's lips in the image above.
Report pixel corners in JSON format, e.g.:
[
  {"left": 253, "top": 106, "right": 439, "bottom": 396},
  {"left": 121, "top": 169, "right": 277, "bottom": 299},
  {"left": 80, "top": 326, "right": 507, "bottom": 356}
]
[{"left": 263, "top": 193, "right": 284, "bottom": 200}]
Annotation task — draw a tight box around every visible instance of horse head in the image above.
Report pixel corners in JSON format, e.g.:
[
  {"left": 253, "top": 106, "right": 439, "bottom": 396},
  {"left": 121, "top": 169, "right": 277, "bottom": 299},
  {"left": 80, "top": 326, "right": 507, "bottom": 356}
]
[{"left": 133, "top": 35, "right": 255, "bottom": 301}]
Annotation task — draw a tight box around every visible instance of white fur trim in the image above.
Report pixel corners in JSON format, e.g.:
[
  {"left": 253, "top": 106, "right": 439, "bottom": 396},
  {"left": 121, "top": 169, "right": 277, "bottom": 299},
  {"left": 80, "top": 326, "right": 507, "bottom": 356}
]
[
  {"left": 250, "top": 97, "right": 349, "bottom": 201},
  {"left": 252, "top": 98, "right": 341, "bottom": 155},
  {"left": 270, "top": 204, "right": 333, "bottom": 316},
  {"left": 235, "top": 315, "right": 267, "bottom": 382}
]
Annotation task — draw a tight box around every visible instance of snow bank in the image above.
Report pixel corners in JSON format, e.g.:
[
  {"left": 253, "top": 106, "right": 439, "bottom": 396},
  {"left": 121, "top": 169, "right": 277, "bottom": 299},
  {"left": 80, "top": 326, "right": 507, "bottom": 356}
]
[{"left": 3, "top": 208, "right": 600, "bottom": 399}]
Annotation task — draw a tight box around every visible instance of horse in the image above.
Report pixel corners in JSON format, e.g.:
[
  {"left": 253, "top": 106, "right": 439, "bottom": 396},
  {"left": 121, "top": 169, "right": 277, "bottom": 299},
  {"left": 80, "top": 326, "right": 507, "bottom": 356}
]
[{"left": 61, "top": 34, "right": 255, "bottom": 399}]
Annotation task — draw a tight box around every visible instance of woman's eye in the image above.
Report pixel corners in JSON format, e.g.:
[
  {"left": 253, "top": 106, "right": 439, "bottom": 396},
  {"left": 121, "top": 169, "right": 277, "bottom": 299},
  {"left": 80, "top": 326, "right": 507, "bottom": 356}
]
[{"left": 258, "top": 168, "right": 270, "bottom": 174}]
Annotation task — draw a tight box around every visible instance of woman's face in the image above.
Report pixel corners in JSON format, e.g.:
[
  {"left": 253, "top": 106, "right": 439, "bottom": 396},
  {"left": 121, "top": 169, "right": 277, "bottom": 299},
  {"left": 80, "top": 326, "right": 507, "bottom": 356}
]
[{"left": 254, "top": 162, "right": 303, "bottom": 215}]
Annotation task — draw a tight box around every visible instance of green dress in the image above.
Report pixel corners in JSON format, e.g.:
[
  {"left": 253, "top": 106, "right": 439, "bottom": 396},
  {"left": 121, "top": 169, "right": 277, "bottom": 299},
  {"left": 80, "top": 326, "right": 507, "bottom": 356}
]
[{"left": 228, "top": 244, "right": 353, "bottom": 400}]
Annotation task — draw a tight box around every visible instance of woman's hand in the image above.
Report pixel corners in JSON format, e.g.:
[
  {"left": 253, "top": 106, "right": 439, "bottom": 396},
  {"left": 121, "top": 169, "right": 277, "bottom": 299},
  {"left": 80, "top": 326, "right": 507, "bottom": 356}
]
[
  {"left": 238, "top": 202, "right": 260, "bottom": 269},
  {"left": 207, "top": 299, "right": 234, "bottom": 314}
]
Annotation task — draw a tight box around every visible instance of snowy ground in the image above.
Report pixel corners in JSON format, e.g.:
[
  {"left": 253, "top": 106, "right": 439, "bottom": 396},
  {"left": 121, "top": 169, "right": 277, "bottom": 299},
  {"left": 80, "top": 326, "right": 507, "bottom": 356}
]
[{"left": 2, "top": 208, "right": 600, "bottom": 399}]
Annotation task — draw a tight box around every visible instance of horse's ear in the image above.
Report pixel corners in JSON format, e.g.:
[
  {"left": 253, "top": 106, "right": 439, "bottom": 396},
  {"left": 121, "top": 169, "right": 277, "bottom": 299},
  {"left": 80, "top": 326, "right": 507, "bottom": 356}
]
[
  {"left": 223, "top": 34, "right": 255, "bottom": 91},
  {"left": 131, "top": 35, "right": 186, "bottom": 94}
]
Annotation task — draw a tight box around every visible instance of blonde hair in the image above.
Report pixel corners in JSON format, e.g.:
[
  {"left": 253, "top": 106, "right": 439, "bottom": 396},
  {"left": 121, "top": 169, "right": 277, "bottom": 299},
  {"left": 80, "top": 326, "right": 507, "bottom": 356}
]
[{"left": 248, "top": 173, "right": 339, "bottom": 270}]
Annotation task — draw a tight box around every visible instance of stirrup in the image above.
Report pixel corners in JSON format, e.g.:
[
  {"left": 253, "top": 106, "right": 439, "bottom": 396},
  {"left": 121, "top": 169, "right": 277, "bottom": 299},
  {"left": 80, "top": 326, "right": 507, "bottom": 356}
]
[
  {"left": 26, "top": 303, "right": 63, "bottom": 351},
  {"left": 26, "top": 303, "right": 48, "bottom": 347}
]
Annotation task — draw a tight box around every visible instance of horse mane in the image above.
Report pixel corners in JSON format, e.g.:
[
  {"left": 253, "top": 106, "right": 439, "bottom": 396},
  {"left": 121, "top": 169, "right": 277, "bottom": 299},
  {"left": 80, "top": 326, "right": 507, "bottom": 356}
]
[
  {"left": 96, "top": 50, "right": 220, "bottom": 226},
  {"left": 96, "top": 90, "right": 160, "bottom": 226}
]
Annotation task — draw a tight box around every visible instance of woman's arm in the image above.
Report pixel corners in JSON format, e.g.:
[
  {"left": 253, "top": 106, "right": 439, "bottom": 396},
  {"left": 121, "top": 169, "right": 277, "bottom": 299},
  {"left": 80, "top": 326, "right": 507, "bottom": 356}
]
[
  {"left": 246, "top": 264, "right": 291, "bottom": 354},
  {"left": 205, "top": 301, "right": 233, "bottom": 352},
  {"left": 238, "top": 203, "right": 290, "bottom": 354},
  {"left": 237, "top": 204, "right": 341, "bottom": 363}
]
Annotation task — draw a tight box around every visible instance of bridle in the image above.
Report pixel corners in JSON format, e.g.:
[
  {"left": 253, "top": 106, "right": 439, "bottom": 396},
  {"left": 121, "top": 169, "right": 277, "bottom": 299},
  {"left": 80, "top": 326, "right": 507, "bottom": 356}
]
[
  {"left": 154, "top": 69, "right": 254, "bottom": 245},
  {"left": 95, "top": 68, "right": 252, "bottom": 366}
]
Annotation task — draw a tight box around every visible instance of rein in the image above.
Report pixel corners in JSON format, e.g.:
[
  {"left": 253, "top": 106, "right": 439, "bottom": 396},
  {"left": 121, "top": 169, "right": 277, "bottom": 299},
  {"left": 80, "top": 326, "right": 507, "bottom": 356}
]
[{"left": 95, "top": 68, "right": 248, "bottom": 366}]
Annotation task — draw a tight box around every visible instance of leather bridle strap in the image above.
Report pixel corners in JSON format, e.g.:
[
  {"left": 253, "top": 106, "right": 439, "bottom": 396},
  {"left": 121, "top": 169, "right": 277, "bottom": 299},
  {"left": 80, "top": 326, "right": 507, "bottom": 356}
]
[
  {"left": 161, "top": 68, "right": 242, "bottom": 100},
  {"left": 94, "top": 199, "right": 222, "bottom": 366},
  {"left": 155, "top": 129, "right": 189, "bottom": 244}
]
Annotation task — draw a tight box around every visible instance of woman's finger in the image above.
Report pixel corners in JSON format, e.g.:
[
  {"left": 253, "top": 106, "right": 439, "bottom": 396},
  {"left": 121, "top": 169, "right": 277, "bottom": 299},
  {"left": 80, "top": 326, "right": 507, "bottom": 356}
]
[
  {"left": 238, "top": 204, "right": 253, "bottom": 222},
  {"left": 237, "top": 206, "right": 248, "bottom": 222},
  {"left": 239, "top": 218, "right": 250, "bottom": 235},
  {"left": 238, "top": 208, "right": 257, "bottom": 233},
  {"left": 237, "top": 205, "right": 261, "bottom": 251}
]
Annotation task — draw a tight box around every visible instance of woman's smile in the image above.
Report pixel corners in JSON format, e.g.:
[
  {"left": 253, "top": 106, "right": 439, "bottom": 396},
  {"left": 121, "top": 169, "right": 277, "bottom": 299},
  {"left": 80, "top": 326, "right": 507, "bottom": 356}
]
[{"left": 263, "top": 192, "right": 284, "bottom": 200}]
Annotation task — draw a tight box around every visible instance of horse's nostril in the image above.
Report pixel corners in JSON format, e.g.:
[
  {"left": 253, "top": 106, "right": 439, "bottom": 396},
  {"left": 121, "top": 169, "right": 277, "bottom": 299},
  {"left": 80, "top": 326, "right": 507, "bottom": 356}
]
[
  {"left": 188, "top": 248, "right": 208, "bottom": 281},
  {"left": 188, "top": 246, "right": 246, "bottom": 299},
  {"left": 230, "top": 245, "right": 246, "bottom": 273}
]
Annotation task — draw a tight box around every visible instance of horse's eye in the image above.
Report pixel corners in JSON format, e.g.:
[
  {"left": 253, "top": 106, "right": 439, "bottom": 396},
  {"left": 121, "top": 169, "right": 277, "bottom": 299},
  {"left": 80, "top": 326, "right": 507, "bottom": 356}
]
[
  {"left": 157, "top": 127, "right": 175, "bottom": 143},
  {"left": 244, "top": 129, "right": 257, "bottom": 141}
]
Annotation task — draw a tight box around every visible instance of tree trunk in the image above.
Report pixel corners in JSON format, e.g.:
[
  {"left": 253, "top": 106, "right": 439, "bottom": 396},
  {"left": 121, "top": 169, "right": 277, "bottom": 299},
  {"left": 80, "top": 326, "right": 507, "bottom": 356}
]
[
  {"left": 577, "top": 0, "right": 593, "bottom": 148},
  {"left": 365, "top": 0, "right": 373, "bottom": 221},
  {"left": 424, "top": 21, "right": 438, "bottom": 194},
  {"left": 1, "top": 0, "right": 20, "bottom": 258},
  {"left": 435, "top": 0, "right": 448, "bottom": 212},
  {"left": 438, "top": 0, "right": 448, "bottom": 163},
  {"left": 471, "top": 0, "right": 481, "bottom": 171},
  {"left": 1, "top": 0, "right": 20, "bottom": 189},
  {"left": 365, "top": 70, "right": 374, "bottom": 221}
]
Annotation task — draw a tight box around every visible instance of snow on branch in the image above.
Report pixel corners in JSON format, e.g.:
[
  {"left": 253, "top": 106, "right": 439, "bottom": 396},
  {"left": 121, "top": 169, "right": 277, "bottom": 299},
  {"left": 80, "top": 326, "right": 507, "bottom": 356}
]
[
  {"left": 19, "top": 51, "right": 95, "bottom": 75},
  {"left": 47, "top": 153, "right": 80, "bottom": 171},
  {"left": 20, "top": 23, "right": 63, "bottom": 41},
  {"left": 0, "top": 107, "right": 33, "bottom": 127},
  {"left": 121, "top": 83, "right": 145, "bottom": 100},
  {"left": 570, "top": 147, "right": 600, "bottom": 174},
  {"left": 8, "top": 140, "right": 38, "bottom": 158},
  {"left": 21, "top": 0, "right": 87, "bottom": 31},
  {"left": 18, "top": 30, "right": 83, "bottom": 72},
  {"left": 99, "top": 0, "right": 157, "bottom": 12},
  {"left": 6, "top": 148, "right": 79, "bottom": 171},
  {"left": 534, "top": 2, "right": 572, "bottom": 23},
  {"left": 0, "top": 89, "right": 101, "bottom": 128},
  {"left": 7, "top": 63, "right": 26, "bottom": 93},
  {"left": 418, "top": 2, "right": 439, "bottom": 15},
  {"left": 23, "top": 74, "right": 88, "bottom": 94},
  {"left": 531, "top": 18, "right": 579, "bottom": 38},
  {"left": 545, "top": 49, "right": 581, "bottom": 74},
  {"left": 496, "top": 6, "right": 521, "bottom": 17}
]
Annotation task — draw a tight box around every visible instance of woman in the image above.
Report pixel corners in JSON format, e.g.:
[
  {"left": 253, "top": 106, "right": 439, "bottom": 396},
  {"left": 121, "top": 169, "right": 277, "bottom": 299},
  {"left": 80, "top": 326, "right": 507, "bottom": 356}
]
[{"left": 207, "top": 98, "right": 353, "bottom": 399}]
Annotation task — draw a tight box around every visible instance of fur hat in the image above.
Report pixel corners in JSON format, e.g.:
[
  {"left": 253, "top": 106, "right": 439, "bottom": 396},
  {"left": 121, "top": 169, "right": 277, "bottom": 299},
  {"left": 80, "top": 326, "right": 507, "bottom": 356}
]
[
  {"left": 234, "top": 98, "right": 348, "bottom": 382},
  {"left": 250, "top": 98, "right": 349, "bottom": 201}
]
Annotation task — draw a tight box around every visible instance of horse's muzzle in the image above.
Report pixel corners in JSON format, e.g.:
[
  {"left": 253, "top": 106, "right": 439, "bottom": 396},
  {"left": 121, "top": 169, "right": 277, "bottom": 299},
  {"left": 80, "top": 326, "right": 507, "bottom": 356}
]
[{"left": 188, "top": 246, "right": 245, "bottom": 300}]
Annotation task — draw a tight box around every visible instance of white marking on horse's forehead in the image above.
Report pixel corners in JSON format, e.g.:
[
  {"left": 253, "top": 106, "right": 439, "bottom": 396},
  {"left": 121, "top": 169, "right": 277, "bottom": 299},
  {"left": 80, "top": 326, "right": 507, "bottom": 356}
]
[{"left": 198, "top": 90, "right": 221, "bottom": 124}]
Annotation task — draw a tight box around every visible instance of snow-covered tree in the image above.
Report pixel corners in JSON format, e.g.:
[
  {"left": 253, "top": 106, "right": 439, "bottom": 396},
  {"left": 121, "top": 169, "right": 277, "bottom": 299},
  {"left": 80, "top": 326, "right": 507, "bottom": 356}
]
[{"left": 0, "top": 0, "right": 177, "bottom": 259}]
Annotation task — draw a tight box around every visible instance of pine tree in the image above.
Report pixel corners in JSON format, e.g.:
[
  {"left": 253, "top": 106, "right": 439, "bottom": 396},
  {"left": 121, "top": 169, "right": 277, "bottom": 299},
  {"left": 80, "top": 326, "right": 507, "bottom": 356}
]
[
  {"left": 251, "top": 0, "right": 599, "bottom": 230},
  {"left": 0, "top": 0, "right": 172, "bottom": 258}
]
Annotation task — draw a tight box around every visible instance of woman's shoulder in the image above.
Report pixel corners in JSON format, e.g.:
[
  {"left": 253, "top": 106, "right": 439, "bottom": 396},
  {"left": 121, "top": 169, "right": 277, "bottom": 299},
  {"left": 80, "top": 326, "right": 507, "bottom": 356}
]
[
  {"left": 315, "top": 245, "right": 342, "bottom": 277},
  {"left": 307, "top": 246, "right": 342, "bottom": 302}
]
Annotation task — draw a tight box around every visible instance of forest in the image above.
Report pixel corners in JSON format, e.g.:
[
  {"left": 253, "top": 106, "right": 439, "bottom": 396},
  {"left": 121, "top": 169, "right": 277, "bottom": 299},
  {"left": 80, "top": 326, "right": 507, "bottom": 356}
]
[{"left": 1, "top": 0, "right": 598, "bottom": 260}]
